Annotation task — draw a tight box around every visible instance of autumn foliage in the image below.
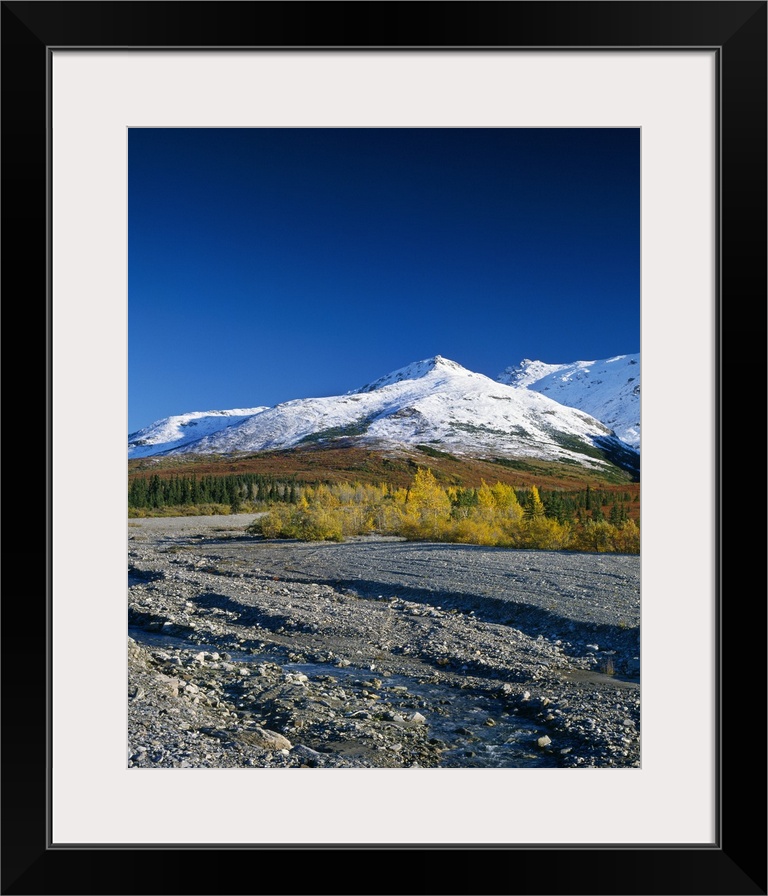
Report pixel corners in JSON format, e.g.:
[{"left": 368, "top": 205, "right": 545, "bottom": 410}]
[{"left": 246, "top": 467, "right": 639, "bottom": 554}]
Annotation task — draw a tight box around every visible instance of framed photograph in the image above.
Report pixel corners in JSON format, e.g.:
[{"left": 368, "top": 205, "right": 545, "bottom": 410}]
[{"left": 4, "top": 2, "right": 765, "bottom": 894}]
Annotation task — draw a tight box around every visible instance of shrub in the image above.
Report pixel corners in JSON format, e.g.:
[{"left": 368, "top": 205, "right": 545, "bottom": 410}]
[{"left": 242, "top": 471, "right": 639, "bottom": 554}]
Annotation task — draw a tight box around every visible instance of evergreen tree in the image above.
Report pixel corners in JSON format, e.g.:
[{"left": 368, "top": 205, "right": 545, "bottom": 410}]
[
  {"left": 168, "top": 476, "right": 181, "bottom": 506},
  {"left": 525, "top": 485, "right": 546, "bottom": 518},
  {"left": 128, "top": 477, "right": 149, "bottom": 508},
  {"left": 147, "top": 475, "right": 164, "bottom": 508}
]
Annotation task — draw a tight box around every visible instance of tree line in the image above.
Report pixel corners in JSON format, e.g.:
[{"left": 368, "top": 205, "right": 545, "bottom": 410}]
[
  {"left": 246, "top": 469, "right": 640, "bottom": 554},
  {"left": 128, "top": 468, "right": 639, "bottom": 553},
  {"left": 128, "top": 473, "right": 298, "bottom": 511}
]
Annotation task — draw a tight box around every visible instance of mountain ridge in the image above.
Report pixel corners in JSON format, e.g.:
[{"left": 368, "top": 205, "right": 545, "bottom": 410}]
[
  {"left": 497, "top": 353, "right": 640, "bottom": 449},
  {"left": 129, "top": 354, "right": 639, "bottom": 476}
]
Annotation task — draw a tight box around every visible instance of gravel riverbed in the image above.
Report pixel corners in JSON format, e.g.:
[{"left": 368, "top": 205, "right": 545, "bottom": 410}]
[{"left": 128, "top": 514, "right": 640, "bottom": 770}]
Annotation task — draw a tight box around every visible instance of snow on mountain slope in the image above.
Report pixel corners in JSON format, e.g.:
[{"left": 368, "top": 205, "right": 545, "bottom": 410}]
[
  {"left": 129, "top": 356, "right": 638, "bottom": 474},
  {"left": 497, "top": 354, "right": 640, "bottom": 449},
  {"left": 128, "top": 408, "right": 269, "bottom": 458},
  {"left": 355, "top": 355, "right": 469, "bottom": 392}
]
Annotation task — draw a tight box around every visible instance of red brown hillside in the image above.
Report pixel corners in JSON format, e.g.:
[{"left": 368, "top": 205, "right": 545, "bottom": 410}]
[{"left": 128, "top": 444, "right": 640, "bottom": 519}]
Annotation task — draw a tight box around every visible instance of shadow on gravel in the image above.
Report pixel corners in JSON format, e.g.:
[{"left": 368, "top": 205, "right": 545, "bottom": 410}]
[
  {"left": 190, "top": 591, "right": 304, "bottom": 634},
  {"left": 128, "top": 565, "right": 166, "bottom": 584},
  {"left": 185, "top": 534, "right": 263, "bottom": 546},
  {"left": 187, "top": 597, "right": 534, "bottom": 689},
  {"left": 292, "top": 575, "right": 639, "bottom": 661}
]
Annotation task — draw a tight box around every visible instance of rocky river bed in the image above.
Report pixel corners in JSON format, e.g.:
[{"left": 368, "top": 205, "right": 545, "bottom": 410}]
[{"left": 127, "top": 514, "right": 640, "bottom": 770}]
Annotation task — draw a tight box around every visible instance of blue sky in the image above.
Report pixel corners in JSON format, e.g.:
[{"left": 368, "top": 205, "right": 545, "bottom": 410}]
[{"left": 129, "top": 128, "right": 639, "bottom": 434}]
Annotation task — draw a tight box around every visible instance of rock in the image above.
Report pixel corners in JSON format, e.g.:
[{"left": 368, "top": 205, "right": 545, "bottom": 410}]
[
  {"left": 244, "top": 727, "right": 293, "bottom": 751},
  {"left": 537, "top": 735, "right": 552, "bottom": 748},
  {"left": 128, "top": 519, "right": 640, "bottom": 770},
  {"left": 156, "top": 674, "right": 180, "bottom": 697},
  {"left": 291, "top": 744, "right": 323, "bottom": 764},
  {"left": 285, "top": 672, "right": 308, "bottom": 685}
]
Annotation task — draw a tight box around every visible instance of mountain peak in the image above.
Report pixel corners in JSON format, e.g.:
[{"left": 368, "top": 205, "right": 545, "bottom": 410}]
[
  {"left": 499, "top": 358, "right": 562, "bottom": 387},
  {"left": 128, "top": 352, "right": 640, "bottom": 470},
  {"left": 355, "top": 355, "right": 470, "bottom": 393},
  {"left": 497, "top": 353, "right": 640, "bottom": 448}
]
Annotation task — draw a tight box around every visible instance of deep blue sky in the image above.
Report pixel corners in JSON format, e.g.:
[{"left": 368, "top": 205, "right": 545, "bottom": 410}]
[{"left": 129, "top": 128, "right": 639, "bottom": 434}]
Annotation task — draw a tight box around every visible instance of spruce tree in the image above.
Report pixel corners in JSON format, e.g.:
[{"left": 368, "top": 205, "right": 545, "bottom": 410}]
[{"left": 525, "top": 485, "right": 546, "bottom": 518}]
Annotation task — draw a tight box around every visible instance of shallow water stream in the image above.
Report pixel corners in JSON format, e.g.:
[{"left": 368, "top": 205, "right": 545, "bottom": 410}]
[{"left": 130, "top": 626, "right": 559, "bottom": 768}]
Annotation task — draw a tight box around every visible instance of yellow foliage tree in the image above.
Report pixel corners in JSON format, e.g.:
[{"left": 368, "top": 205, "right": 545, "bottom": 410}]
[
  {"left": 401, "top": 467, "right": 452, "bottom": 538},
  {"left": 491, "top": 482, "right": 523, "bottom": 515},
  {"left": 476, "top": 480, "right": 496, "bottom": 511},
  {"left": 525, "top": 485, "right": 546, "bottom": 518},
  {"left": 524, "top": 516, "right": 572, "bottom": 550},
  {"left": 613, "top": 519, "right": 640, "bottom": 554},
  {"left": 574, "top": 518, "right": 614, "bottom": 552},
  {"left": 248, "top": 473, "right": 636, "bottom": 555}
]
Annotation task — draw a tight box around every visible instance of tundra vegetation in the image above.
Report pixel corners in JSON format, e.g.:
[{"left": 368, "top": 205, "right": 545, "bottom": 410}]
[{"left": 128, "top": 466, "right": 639, "bottom": 554}]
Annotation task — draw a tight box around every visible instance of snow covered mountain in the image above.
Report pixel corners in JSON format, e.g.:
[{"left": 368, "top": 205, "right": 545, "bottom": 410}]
[
  {"left": 128, "top": 408, "right": 269, "bottom": 458},
  {"left": 497, "top": 353, "right": 640, "bottom": 449},
  {"left": 128, "top": 355, "right": 639, "bottom": 475}
]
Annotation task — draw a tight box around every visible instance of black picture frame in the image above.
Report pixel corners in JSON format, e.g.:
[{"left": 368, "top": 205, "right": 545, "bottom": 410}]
[{"left": 3, "top": 2, "right": 765, "bottom": 894}]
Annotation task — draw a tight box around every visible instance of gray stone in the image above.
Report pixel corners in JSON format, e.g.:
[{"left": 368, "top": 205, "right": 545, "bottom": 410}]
[
  {"left": 243, "top": 727, "right": 293, "bottom": 751},
  {"left": 292, "top": 744, "right": 322, "bottom": 760}
]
